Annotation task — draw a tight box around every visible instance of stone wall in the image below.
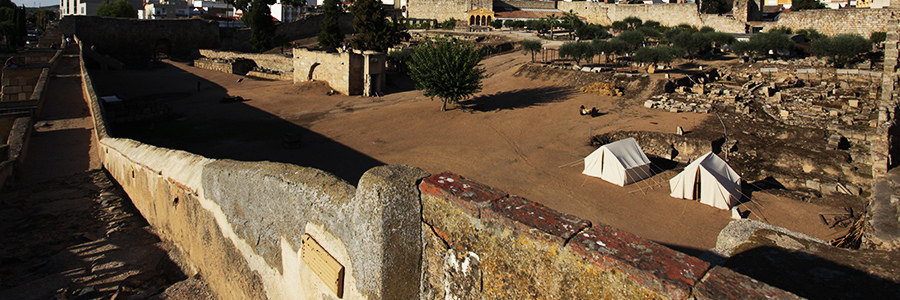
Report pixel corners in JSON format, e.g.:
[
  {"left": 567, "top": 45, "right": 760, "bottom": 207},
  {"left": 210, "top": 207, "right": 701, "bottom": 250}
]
[
  {"left": 199, "top": 49, "right": 293, "bottom": 74},
  {"left": 81, "top": 38, "right": 425, "bottom": 299},
  {"left": 559, "top": 1, "right": 896, "bottom": 35},
  {"left": 764, "top": 8, "right": 899, "bottom": 37},
  {"left": 494, "top": 0, "right": 555, "bottom": 10},
  {"left": 0, "top": 115, "right": 31, "bottom": 189},
  {"left": 194, "top": 58, "right": 257, "bottom": 75},
  {"left": 292, "top": 48, "right": 368, "bottom": 95},
  {"left": 559, "top": 2, "right": 703, "bottom": 28},
  {"left": 408, "top": 0, "right": 492, "bottom": 22},
  {"left": 1, "top": 68, "right": 42, "bottom": 102},
  {"left": 59, "top": 16, "right": 219, "bottom": 58}
]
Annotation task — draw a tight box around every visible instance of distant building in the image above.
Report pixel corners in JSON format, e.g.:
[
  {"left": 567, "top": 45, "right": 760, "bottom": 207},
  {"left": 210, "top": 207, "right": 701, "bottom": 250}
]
[
  {"left": 60, "top": 0, "right": 142, "bottom": 17},
  {"left": 142, "top": 0, "right": 191, "bottom": 19}
]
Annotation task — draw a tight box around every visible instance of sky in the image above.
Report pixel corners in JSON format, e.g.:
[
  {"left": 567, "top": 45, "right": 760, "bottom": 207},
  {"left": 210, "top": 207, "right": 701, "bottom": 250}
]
[{"left": 23, "top": 0, "right": 58, "bottom": 9}]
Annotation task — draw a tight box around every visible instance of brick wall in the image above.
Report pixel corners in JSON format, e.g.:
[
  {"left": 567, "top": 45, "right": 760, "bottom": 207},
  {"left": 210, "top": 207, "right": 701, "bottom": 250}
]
[{"left": 1, "top": 68, "right": 42, "bottom": 102}]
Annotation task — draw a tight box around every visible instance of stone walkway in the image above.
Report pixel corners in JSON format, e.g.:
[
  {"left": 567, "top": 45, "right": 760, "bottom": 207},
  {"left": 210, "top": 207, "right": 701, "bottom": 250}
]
[{"left": 0, "top": 42, "right": 213, "bottom": 299}]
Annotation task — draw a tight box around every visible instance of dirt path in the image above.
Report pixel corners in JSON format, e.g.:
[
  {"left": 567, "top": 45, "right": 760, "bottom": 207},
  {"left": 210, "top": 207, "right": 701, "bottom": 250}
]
[{"left": 95, "top": 50, "right": 850, "bottom": 253}]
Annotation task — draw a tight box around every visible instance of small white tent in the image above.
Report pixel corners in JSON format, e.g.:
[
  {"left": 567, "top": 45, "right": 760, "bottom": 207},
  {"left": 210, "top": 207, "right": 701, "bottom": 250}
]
[
  {"left": 669, "top": 152, "right": 741, "bottom": 210},
  {"left": 583, "top": 137, "right": 652, "bottom": 186}
]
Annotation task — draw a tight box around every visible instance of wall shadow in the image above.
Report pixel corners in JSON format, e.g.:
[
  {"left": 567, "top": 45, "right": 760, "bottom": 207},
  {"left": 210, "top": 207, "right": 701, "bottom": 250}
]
[
  {"left": 464, "top": 86, "right": 577, "bottom": 112},
  {"left": 724, "top": 246, "right": 900, "bottom": 299},
  {"left": 91, "top": 62, "right": 383, "bottom": 185}
]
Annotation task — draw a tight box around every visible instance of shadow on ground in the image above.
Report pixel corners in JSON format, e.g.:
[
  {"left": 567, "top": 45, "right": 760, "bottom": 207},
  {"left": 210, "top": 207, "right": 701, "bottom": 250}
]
[
  {"left": 465, "top": 86, "right": 577, "bottom": 112},
  {"left": 92, "top": 62, "right": 383, "bottom": 185}
]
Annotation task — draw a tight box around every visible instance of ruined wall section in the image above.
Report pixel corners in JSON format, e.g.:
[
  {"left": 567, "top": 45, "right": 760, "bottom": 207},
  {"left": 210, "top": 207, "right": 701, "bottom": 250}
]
[
  {"left": 764, "top": 9, "right": 898, "bottom": 37},
  {"left": 407, "top": 0, "right": 491, "bottom": 22},
  {"left": 293, "top": 48, "right": 364, "bottom": 95},
  {"left": 700, "top": 14, "right": 746, "bottom": 33},
  {"left": 199, "top": 49, "right": 293, "bottom": 74}
]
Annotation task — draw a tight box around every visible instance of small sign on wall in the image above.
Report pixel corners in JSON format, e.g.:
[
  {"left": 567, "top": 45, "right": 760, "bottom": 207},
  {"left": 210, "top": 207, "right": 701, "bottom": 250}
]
[{"left": 301, "top": 233, "right": 345, "bottom": 298}]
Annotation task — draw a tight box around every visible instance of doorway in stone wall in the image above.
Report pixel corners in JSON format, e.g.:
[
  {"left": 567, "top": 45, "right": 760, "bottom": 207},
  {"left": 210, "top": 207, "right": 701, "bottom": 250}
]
[{"left": 155, "top": 39, "right": 171, "bottom": 60}]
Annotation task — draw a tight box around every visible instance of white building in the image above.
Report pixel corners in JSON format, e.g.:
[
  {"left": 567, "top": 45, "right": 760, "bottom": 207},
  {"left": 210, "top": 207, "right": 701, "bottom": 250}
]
[
  {"left": 60, "top": 0, "right": 142, "bottom": 17},
  {"left": 142, "top": 0, "right": 191, "bottom": 19}
]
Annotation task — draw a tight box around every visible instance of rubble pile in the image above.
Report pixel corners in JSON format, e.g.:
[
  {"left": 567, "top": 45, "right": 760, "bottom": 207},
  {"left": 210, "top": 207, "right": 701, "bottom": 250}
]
[{"left": 580, "top": 82, "right": 623, "bottom": 96}]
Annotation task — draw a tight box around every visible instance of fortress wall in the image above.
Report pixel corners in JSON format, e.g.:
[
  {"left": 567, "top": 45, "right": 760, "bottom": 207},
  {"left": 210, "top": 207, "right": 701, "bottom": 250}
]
[
  {"left": 559, "top": 2, "right": 703, "bottom": 28},
  {"left": 408, "top": 0, "right": 470, "bottom": 22},
  {"left": 199, "top": 49, "right": 293, "bottom": 74},
  {"left": 60, "top": 16, "right": 219, "bottom": 58},
  {"left": 765, "top": 9, "right": 898, "bottom": 37},
  {"left": 700, "top": 14, "right": 746, "bottom": 33}
]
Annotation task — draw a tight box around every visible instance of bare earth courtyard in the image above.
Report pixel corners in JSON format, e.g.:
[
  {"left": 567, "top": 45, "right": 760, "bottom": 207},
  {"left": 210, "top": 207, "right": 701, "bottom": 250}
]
[{"left": 91, "top": 51, "right": 850, "bottom": 253}]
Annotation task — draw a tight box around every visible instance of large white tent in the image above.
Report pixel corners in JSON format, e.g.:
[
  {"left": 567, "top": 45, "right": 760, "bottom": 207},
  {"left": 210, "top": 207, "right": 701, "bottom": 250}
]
[
  {"left": 582, "top": 137, "right": 652, "bottom": 186},
  {"left": 669, "top": 152, "right": 741, "bottom": 210}
]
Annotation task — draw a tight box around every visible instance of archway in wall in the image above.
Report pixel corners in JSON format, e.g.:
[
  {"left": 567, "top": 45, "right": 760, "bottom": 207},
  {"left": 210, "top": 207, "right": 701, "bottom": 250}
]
[
  {"left": 308, "top": 62, "right": 320, "bottom": 81},
  {"left": 155, "top": 39, "right": 172, "bottom": 59},
  {"left": 466, "top": 8, "right": 494, "bottom": 27},
  {"left": 469, "top": 15, "right": 475, "bottom": 26}
]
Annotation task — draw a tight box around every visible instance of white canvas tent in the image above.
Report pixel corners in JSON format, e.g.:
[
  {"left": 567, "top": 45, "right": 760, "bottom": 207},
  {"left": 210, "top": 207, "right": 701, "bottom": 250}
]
[
  {"left": 669, "top": 152, "right": 741, "bottom": 210},
  {"left": 582, "top": 137, "right": 652, "bottom": 186}
]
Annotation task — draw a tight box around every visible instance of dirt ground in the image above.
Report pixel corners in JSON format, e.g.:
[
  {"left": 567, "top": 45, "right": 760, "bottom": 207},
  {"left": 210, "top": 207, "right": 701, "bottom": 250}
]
[{"left": 91, "top": 50, "right": 852, "bottom": 254}]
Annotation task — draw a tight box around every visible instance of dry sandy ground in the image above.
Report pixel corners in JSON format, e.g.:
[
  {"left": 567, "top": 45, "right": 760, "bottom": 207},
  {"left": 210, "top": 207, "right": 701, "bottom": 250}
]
[{"left": 92, "top": 51, "right": 850, "bottom": 254}]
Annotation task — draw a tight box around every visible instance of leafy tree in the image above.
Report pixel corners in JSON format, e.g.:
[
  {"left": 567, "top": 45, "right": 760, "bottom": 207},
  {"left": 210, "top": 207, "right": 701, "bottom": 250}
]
[
  {"left": 642, "top": 20, "right": 660, "bottom": 29},
  {"left": 592, "top": 39, "right": 628, "bottom": 63},
  {"left": 576, "top": 24, "right": 610, "bottom": 40},
  {"left": 617, "top": 30, "right": 644, "bottom": 49},
  {"left": 503, "top": 19, "right": 517, "bottom": 29},
  {"left": 32, "top": 9, "right": 57, "bottom": 31},
  {"left": 611, "top": 21, "right": 627, "bottom": 31},
  {"left": 490, "top": 19, "right": 503, "bottom": 29},
  {"left": 350, "top": 0, "right": 407, "bottom": 52},
  {"left": 811, "top": 34, "right": 871, "bottom": 67},
  {"left": 796, "top": 28, "right": 825, "bottom": 41},
  {"left": 246, "top": 0, "right": 277, "bottom": 51},
  {"left": 407, "top": 38, "right": 485, "bottom": 111},
  {"left": 540, "top": 15, "right": 558, "bottom": 39},
  {"left": 792, "top": 0, "right": 824, "bottom": 10},
  {"left": 318, "top": 0, "right": 343, "bottom": 49},
  {"left": 525, "top": 19, "right": 546, "bottom": 32},
  {"left": 633, "top": 46, "right": 679, "bottom": 65},
  {"left": 441, "top": 18, "right": 456, "bottom": 29},
  {"left": 870, "top": 31, "right": 886, "bottom": 45},
  {"left": 705, "top": 31, "right": 736, "bottom": 49},
  {"left": 559, "top": 41, "right": 594, "bottom": 65},
  {"left": 671, "top": 31, "right": 712, "bottom": 57},
  {"left": 97, "top": 0, "right": 137, "bottom": 18},
  {"left": 701, "top": 0, "right": 731, "bottom": 14},
  {"left": 768, "top": 26, "right": 792, "bottom": 34},
  {"left": 0, "top": 5, "right": 25, "bottom": 49},
  {"left": 636, "top": 26, "right": 660, "bottom": 41},
  {"left": 623, "top": 16, "right": 642, "bottom": 30},
  {"left": 732, "top": 32, "right": 793, "bottom": 58},
  {"left": 559, "top": 10, "right": 583, "bottom": 33},
  {"left": 521, "top": 39, "right": 542, "bottom": 62}
]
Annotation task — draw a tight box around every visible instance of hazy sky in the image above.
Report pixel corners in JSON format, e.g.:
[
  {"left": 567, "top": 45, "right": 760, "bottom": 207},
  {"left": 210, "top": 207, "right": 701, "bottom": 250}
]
[{"left": 23, "top": 0, "right": 58, "bottom": 8}]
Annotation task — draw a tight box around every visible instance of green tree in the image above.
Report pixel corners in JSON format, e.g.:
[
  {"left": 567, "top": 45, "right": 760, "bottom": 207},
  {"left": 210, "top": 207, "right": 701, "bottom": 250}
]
[
  {"left": 576, "top": 24, "right": 610, "bottom": 40},
  {"left": 623, "top": 16, "right": 642, "bottom": 30},
  {"left": 559, "top": 41, "right": 594, "bottom": 65},
  {"left": 870, "top": 31, "right": 887, "bottom": 45},
  {"left": 521, "top": 39, "right": 541, "bottom": 62},
  {"left": 617, "top": 30, "right": 644, "bottom": 49},
  {"left": 318, "top": 0, "right": 343, "bottom": 49},
  {"left": 559, "top": 10, "right": 583, "bottom": 33},
  {"left": 32, "top": 9, "right": 57, "bottom": 31},
  {"left": 592, "top": 39, "right": 628, "bottom": 63},
  {"left": 490, "top": 19, "right": 503, "bottom": 29},
  {"left": 796, "top": 28, "right": 825, "bottom": 41},
  {"left": 96, "top": 0, "right": 137, "bottom": 18},
  {"left": 642, "top": 20, "right": 660, "bottom": 28},
  {"left": 407, "top": 38, "right": 485, "bottom": 111},
  {"left": 634, "top": 46, "right": 678, "bottom": 65},
  {"left": 246, "top": 0, "right": 277, "bottom": 51},
  {"left": 732, "top": 32, "right": 793, "bottom": 58},
  {"left": 811, "top": 34, "right": 871, "bottom": 67},
  {"left": 350, "top": 0, "right": 406, "bottom": 52},
  {"left": 441, "top": 18, "right": 456, "bottom": 29},
  {"left": 671, "top": 31, "right": 712, "bottom": 57},
  {"left": 792, "top": 0, "right": 824, "bottom": 10}
]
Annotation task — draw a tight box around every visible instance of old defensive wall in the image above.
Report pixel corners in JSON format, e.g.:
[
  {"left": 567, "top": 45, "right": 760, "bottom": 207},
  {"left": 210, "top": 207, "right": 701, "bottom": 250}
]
[{"left": 70, "top": 34, "right": 817, "bottom": 298}]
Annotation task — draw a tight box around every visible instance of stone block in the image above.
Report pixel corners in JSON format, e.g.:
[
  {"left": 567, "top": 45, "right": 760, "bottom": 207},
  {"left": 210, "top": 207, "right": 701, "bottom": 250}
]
[
  {"left": 692, "top": 266, "right": 802, "bottom": 300},
  {"left": 483, "top": 196, "right": 590, "bottom": 246},
  {"left": 779, "top": 110, "right": 789, "bottom": 118},
  {"left": 644, "top": 100, "right": 655, "bottom": 108},
  {"left": 17, "top": 93, "right": 27, "bottom": 100},
  {"left": 420, "top": 172, "right": 507, "bottom": 219},
  {"left": 3, "top": 86, "right": 21, "bottom": 94},
  {"left": 806, "top": 180, "right": 820, "bottom": 191},
  {"left": 849, "top": 99, "right": 859, "bottom": 108},
  {"left": 567, "top": 224, "right": 710, "bottom": 300}
]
